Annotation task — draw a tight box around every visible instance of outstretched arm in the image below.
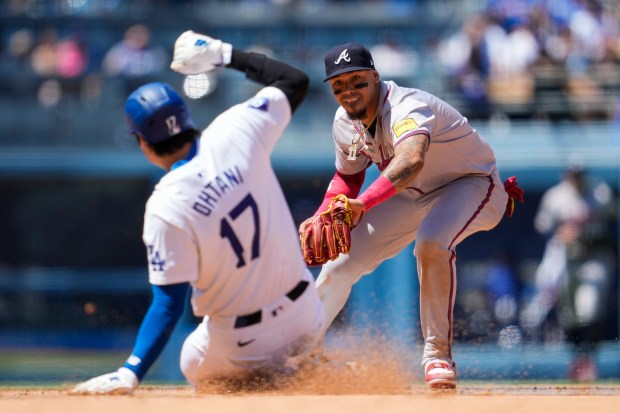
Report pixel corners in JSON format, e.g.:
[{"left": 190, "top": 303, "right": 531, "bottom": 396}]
[
  {"left": 227, "top": 49, "right": 308, "bottom": 113},
  {"left": 71, "top": 283, "right": 189, "bottom": 395},
  {"left": 298, "top": 169, "right": 366, "bottom": 237},
  {"left": 170, "top": 30, "right": 308, "bottom": 113}
]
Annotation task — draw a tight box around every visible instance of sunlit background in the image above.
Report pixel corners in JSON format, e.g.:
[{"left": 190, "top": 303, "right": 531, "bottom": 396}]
[{"left": 0, "top": 0, "right": 619, "bottom": 385}]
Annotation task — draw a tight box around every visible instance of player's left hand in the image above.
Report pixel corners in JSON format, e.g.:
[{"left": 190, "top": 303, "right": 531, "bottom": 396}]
[
  {"left": 301, "top": 194, "right": 354, "bottom": 266},
  {"left": 170, "top": 30, "right": 232, "bottom": 75},
  {"left": 346, "top": 198, "right": 365, "bottom": 227},
  {"left": 71, "top": 367, "right": 139, "bottom": 395}
]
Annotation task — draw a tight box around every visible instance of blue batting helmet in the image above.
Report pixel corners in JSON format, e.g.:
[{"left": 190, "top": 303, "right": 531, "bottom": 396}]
[{"left": 125, "top": 82, "right": 197, "bottom": 144}]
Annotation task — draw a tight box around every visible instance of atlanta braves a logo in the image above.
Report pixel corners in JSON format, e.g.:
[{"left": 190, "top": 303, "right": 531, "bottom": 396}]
[
  {"left": 334, "top": 49, "right": 351, "bottom": 64},
  {"left": 165, "top": 115, "right": 181, "bottom": 136}
]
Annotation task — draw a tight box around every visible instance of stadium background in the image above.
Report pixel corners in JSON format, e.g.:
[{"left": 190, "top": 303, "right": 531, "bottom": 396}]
[{"left": 0, "top": 0, "right": 619, "bottom": 385}]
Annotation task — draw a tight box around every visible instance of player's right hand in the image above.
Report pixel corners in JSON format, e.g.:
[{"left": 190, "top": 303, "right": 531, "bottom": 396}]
[
  {"left": 170, "top": 30, "right": 232, "bottom": 75},
  {"left": 71, "top": 367, "right": 139, "bottom": 395},
  {"left": 298, "top": 216, "right": 315, "bottom": 239}
]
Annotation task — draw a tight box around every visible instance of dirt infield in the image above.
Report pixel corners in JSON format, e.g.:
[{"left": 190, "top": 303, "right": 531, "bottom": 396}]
[
  {"left": 3, "top": 356, "right": 620, "bottom": 413},
  {"left": 2, "top": 336, "right": 619, "bottom": 412},
  {"left": 2, "top": 385, "right": 620, "bottom": 413}
]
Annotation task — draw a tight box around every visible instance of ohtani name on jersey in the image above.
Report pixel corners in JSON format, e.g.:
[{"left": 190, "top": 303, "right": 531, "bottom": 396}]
[{"left": 193, "top": 166, "right": 244, "bottom": 216}]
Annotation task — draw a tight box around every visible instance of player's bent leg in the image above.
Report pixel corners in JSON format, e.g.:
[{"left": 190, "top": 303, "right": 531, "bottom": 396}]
[
  {"left": 179, "top": 318, "right": 231, "bottom": 386},
  {"left": 180, "top": 317, "right": 253, "bottom": 386},
  {"left": 316, "top": 233, "right": 416, "bottom": 334},
  {"left": 414, "top": 172, "right": 507, "bottom": 388},
  {"left": 315, "top": 255, "right": 363, "bottom": 333},
  {"left": 316, "top": 194, "right": 422, "bottom": 335},
  {"left": 180, "top": 285, "right": 325, "bottom": 388}
]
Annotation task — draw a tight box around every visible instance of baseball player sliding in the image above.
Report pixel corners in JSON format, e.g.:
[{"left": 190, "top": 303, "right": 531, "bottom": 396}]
[
  {"left": 72, "top": 31, "right": 325, "bottom": 395},
  {"left": 299, "top": 42, "right": 523, "bottom": 389}
]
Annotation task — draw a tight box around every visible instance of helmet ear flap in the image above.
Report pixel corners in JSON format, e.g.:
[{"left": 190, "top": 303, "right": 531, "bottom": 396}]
[{"left": 125, "top": 82, "right": 197, "bottom": 144}]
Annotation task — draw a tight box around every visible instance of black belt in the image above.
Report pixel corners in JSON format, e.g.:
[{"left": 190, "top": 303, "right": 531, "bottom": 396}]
[{"left": 233, "top": 280, "right": 309, "bottom": 329}]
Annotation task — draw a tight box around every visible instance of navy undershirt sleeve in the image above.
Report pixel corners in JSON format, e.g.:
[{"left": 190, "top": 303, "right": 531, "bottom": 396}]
[
  {"left": 226, "top": 49, "right": 309, "bottom": 114},
  {"left": 122, "top": 282, "right": 190, "bottom": 381}
]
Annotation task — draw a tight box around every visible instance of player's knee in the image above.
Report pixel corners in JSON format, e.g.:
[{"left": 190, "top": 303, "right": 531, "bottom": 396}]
[
  {"left": 180, "top": 356, "right": 203, "bottom": 385},
  {"left": 317, "top": 259, "right": 365, "bottom": 287},
  {"left": 316, "top": 273, "right": 353, "bottom": 300},
  {"left": 414, "top": 238, "right": 449, "bottom": 260},
  {"left": 179, "top": 338, "right": 204, "bottom": 385}
]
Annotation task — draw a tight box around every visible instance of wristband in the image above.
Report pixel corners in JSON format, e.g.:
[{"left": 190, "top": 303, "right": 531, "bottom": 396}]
[
  {"left": 313, "top": 170, "right": 365, "bottom": 216},
  {"left": 357, "top": 176, "right": 397, "bottom": 212},
  {"left": 314, "top": 197, "right": 334, "bottom": 216}
]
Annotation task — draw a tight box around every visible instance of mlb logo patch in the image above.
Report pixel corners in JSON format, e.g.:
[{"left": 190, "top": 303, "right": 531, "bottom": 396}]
[{"left": 248, "top": 97, "right": 269, "bottom": 111}]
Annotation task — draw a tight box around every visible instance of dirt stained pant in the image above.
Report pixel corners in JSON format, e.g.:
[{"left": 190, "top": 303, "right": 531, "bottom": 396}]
[
  {"left": 180, "top": 278, "right": 325, "bottom": 385},
  {"left": 316, "top": 168, "right": 508, "bottom": 369}
]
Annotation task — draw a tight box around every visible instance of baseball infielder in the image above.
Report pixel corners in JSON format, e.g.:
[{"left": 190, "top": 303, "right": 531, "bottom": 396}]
[
  {"left": 72, "top": 31, "right": 324, "bottom": 395},
  {"left": 299, "top": 42, "right": 521, "bottom": 389}
]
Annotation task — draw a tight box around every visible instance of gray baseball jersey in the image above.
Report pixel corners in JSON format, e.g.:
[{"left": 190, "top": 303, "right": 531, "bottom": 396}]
[
  {"left": 333, "top": 80, "right": 497, "bottom": 191},
  {"left": 317, "top": 80, "right": 508, "bottom": 370}
]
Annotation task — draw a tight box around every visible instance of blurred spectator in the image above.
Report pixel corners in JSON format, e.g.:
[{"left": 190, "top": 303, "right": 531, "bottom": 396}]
[
  {"left": 439, "top": 0, "right": 620, "bottom": 120},
  {"left": 562, "top": 1, "right": 608, "bottom": 119},
  {"left": 0, "top": 28, "right": 36, "bottom": 96},
  {"left": 102, "top": 24, "right": 167, "bottom": 93},
  {"left": 30, "top": 27, "right": 59, "bottom": 78},
  {"left": 438, "top": 11, "right": 539, "bottom": 116},
  {"left": 54, "top": 35, "right": 87, "bottom": 78},
  {"left": 567, "top": 0, "right": 606, "bottom": 64},
  {"left": 533, "top": 0, "right": 620, "bottom": 120},
  {"left": 437, "top": 14, "right": 502, "bottom": 116},
  {"left": 2, "top": 28, "right": 35, "bottom": 73},
  {"left": 28, "top": 26, "right": 90, "bottom": 107},
  {"left": 485, "top": 18, "right": 538, "bottom": 108},
  {"left": 369, "top": 30, "right": 418, "bottom": 81},
  {"left": 485, "top": 0, "right": 531, "bottom": 28},
  {"left": 522, "top": 164, "right": 616, "bottom": 382}
]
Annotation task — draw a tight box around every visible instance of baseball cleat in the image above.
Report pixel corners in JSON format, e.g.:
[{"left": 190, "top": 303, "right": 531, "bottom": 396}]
[{"left": 425, "top": 361, "right": 456, "bottom": 390}]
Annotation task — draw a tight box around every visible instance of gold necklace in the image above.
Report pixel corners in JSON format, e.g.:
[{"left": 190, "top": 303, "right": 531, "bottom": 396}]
[{"left": 348, "top": 113, "right": 377, "bottom": 161}]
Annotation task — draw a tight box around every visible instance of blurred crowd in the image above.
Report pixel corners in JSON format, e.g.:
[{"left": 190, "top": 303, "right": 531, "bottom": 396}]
[
  {"left": 1, "top": 0, "right": 618, "bottom": 121},
  {"left": 438, "top": 0, "right": 620, "bottom": 120},
  {"left": 0, "top": 22, "right": 167, "bottom": 107},
  {"left": 0, "top": 0, "right": 618, "bottom": 383}
]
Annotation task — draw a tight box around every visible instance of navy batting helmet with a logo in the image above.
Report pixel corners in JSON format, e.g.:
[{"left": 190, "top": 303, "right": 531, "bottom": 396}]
[
  {"left": 323, "top": 42, "right": 375, "bottom": 82},
  {"left": 125, "top": 82, "right": 197, "bottom": 144}
]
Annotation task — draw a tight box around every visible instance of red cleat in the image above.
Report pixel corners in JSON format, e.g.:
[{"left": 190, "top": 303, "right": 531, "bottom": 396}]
[{"left": 425, "top": 361, "right": 457, "bottom": 390}]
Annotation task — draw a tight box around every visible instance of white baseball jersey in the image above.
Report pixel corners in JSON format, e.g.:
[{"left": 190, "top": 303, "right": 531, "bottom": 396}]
[
  {"left": 534, "top": 179, "right": 592, "bottom": 236},
  {"left": 333, "top": 80, "right": 497, "bottom": 193},
  {"left": 142, "top": 86, "right": 313, "bottom": 318}
]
